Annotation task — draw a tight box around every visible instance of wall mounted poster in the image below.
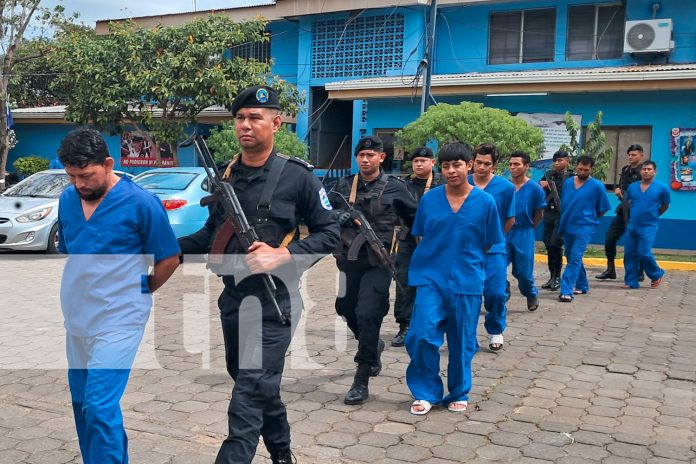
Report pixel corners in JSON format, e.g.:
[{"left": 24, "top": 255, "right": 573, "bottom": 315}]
[
  {"left": 120, "top": 131, "right": 177, "bottom": 168},
  {"left": 515, "top": 113, "right": 582, "bottom": 160},
  {"left": 670, "top": 128, "right": 696, "bottom": 191}
]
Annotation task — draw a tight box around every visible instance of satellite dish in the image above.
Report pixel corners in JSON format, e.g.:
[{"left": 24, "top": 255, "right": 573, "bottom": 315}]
[{"left": 626, "top": 23, "right": 656, "bottom": 50}]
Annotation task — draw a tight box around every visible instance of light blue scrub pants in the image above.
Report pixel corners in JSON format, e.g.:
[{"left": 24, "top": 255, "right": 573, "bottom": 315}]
[
  {"left": 483, "top": 252, "right": 507, "bottom": 335},
  {"left": 623, "top": 228, "right": 664, "bottom": 288},
  {"left": 560, "top": 233, "right": 591, "bottom": 296},
  {"left": 66, "top": 329, "right": 143, "bottom": 464},
  {"left": 405, "top": 285, "right": 481, "bottom": 404},
  {"left": 506, "top": 226, "right": 538, "bottom": 299}
]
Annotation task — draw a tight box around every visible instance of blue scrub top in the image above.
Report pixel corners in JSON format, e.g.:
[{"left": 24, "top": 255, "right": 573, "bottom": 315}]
[
  {"left": 513, "top": 180, "right": 547, "bottom": 229},
  {"left": 409, "top": 186, "right": 503, "bottom": 295},
  {"left": 625, "top": 181, "right": 671, "bottom": 234},
  {"left": 468, "top": 175, "right": 515, "bottom": 254},
  {"left": 57, "top": 176, "right": 180, "bottom": 336},
  {"left": 559, "top": 177, "right": 611, "bottom": 235}
]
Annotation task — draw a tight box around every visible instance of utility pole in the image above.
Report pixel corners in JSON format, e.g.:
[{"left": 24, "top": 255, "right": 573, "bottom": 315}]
[{"left": 420, "top": 0, "right": 438, "bottom": 114}]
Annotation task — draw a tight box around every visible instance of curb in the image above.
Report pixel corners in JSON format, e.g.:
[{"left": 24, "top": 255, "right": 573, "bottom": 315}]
[{"left": 534, "top": 254, "right": 696, "bottom": 271}]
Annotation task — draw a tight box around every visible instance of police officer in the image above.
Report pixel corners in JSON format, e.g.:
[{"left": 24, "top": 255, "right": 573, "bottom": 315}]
[
  {"left": 596, "top": 144, "right": 645, "bottom": 280},
  {"left": 330, "top": 135, "right": 417, "bottom": 405},
  {"left": 391, "top": 147, "right": 441, "bottom": 347},
  {"left": 539, "top": 150, "right": 574, "bottom": 291},
  {"left": 178, "top": 85, "right": 340, "bottom": 464}
]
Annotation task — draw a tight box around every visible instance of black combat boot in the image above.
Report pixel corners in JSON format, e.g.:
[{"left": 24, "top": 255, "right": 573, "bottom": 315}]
[
  {"left": 345, "top": 364, "right": 371, "bottom": 405},
  {"left": 391, "top": 324, "right": 408, "bottom": 347},
  {"left": 549, "top": 270, "right": 561, "bottom": 291},
  {"left": 596, "top": 260, "right": 616, "bottom": 280},
  {"left": 505, "top": 280, "right": 511, "bottom": 302},
  {"left": 541, "top": 276, "right": 555, "bottom": 289},
  {"left": 271, "top": 450, "right": 296, "bottom": 464},
  {"left": 370, "top": 339, "right": 385, "bottom": 376}
]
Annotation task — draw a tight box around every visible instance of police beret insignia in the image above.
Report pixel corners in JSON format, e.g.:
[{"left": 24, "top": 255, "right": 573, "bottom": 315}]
[
  {"left": 256, "top": 87, "right": 269, "bottom": 103},
  {"left": 229, "top": 85, "right": 281, "bottom": 116}
]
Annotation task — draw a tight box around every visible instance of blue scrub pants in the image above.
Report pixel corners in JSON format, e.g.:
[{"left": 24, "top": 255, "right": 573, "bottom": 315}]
[
  {"left": 405, "top": 285, "right": 481, "bottom": 404},
  {"left": 506, "top": 226, "right": 538, "bottom": 299},
  {"left": 623, "top": 228, "right": 663, "bottom": 288},
  {"left": 483, "top": 252, "right": 507, "bottom": 335},
  {"left": 66, "top": 329, "right": 143, "bottom": 464},
  {"left": 560, "top": 233, "right": 591, "bottom": 296}
]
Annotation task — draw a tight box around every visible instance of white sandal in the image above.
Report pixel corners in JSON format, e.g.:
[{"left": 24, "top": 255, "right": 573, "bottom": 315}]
[
  {"left": 410, "top": 400, "right": 432, "bottom": 415},
  {"left": 488, "top": 333, "right": 504, "bottom": 351},
  {"left": 447, "top": 400, "right": 468, "bottom": 413}
]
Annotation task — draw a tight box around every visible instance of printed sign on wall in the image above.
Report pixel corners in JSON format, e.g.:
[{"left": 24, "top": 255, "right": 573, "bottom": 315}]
[
  {"left": 670, "top": 128, "right": 696, "bottom": 191},
  {"left": 120, "top": 131, "right": 177, "bottom": 168}
]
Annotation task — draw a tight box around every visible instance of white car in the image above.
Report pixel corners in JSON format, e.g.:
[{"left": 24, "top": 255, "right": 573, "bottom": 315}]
[{"left": 0, "top": 169, "right": 133, "bottom": 253}]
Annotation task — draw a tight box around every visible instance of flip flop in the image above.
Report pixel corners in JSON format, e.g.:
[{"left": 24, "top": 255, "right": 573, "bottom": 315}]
[
  {"left": 410, "top": 400, "right": 432, "bottom": 415},
  {"left": 488, "top": 333, "right": 504, "bottom": 351},
  {"left": 650, "top": 276, "right": 664, "bottom": 288},
  {"left": 447, "top": 400, "right": 468, "bottom": 413},
  {"left": 558, "top": 294, "right": 573, "bottom": 303},
  {"left": 573, "top": 289, "right": 588, "bottom": 295}
]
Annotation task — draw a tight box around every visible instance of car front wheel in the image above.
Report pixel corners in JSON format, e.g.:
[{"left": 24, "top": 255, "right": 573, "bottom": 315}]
[{"left": 46, "top": 223, "right": 59, "bottom": 254}]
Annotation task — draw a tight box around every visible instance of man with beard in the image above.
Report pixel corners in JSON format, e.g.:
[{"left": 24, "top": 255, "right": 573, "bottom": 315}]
[
  {"left": 622, "top": 161, "right": 670, "bottom": 289},
  {"left": 469, "top": 143, "right": 515, "bottom": 351},
  {"left": 57, "top": 127, "right": 181, "bottom": 463},
  {"left": 391, "top": 146, "right": 442, "bottom": 347},
  {"left": 558, "top": 156, "right": 611, "bottom": 302},
  {"left": 178, "top": 86, "right": 340, "bottom": 463},
  {"left": 330, "top": 135, "right": 417, "bottom": 405},
  {"left": 507, "top": 151, "right": 546, "bottom": 311},
  {"left": 539, "top": 150, "right": 574, "bottom": 291}
]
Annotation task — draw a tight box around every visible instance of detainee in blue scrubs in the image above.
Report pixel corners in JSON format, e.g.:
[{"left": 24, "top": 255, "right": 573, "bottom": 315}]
[
  {"left": 57, "top": 127, "right": 180, "bottom": 464},
  {"left": 622, "top": 160, "right": 671, "bottom": 288},
  {"left": 507, "top": 151, "right": 546, "bottom": 310},
  {"left": 468, "top": 143, "right": 515, "bottom": 350},
  {"left": 558, "top": 156, "right": 611, "bottom": 302},
  {"left": 406, "top": 142, "right": 503, "bottom": 415}
]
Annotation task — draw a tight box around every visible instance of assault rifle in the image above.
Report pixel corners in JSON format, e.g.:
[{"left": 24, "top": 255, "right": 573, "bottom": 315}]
[
  {"left": 538, "top": 164, "right": 563, "bottom": 213},
  {"left": 330, "top": 191, "right": 401, "bottom": 288},
  {"left": 180, "top": 134, "right": 288, "bottom": 325}
]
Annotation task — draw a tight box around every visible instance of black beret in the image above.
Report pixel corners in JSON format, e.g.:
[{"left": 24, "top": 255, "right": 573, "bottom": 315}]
[
  {"left": 354, "top": 135, "right": 384, "bottom": 156},
  {"left": 552, "top": 150, "right": 570, "bottom": 161},
  {"left": 229, "top": 85, "right": 281, "bottom": 116},
  {"left": 407, "top": 146, "right": 434, "bottom": 160}
]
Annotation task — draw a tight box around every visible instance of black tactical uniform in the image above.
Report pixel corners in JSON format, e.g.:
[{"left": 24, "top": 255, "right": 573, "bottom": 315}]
[
  {"left": 178, "top": 86, "right": 340, "bottom": 464},
  {"left": 330, "top": 138, "right": 417, "bottom": 405},
  {"left": 541, "top": 168, "right": 574, "bottom": 290},
  {"left": 596, "top": 163, "right": 642, "bottom": 279},
  {"left": 392, "top": 165, "right": 441, "bottom": 347}
]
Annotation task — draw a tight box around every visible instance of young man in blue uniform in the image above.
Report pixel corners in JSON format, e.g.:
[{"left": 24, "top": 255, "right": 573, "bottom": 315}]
[
  {"left": 330, "top": 135, "right": 417, "bottom": 405},
  {"left": 406, "top": 142, "right": 503, "bottom": 415},
  {"left": 392, "top": 146, "right": 442, "bottom": 347},
  {"left": 507, "top": 151, "right": 546, "bottom": 311},
  {"left": 622, "top": 160, "right": 671, "bottom": 289},
  {"left": 558, "top": 156, "right": 611, "bottom": 302},
  {"left": 469, "top": 143, "right": 515, "bottom": 351},
  {"left": 57, "top": 127, "right": 181, "bottom": 464},
  {"left": 178, "top": 86, "right": 340, "bottom": 464}
]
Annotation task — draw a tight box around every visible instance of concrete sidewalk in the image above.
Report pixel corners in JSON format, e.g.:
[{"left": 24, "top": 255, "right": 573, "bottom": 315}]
[{"left": 0, "top": 256, "right": 694, "bottom": 463}]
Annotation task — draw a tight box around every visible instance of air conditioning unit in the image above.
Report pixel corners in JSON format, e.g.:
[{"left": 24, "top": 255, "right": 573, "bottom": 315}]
[{"left": 624, "top": 19, "right": 674, "bottom": 54}]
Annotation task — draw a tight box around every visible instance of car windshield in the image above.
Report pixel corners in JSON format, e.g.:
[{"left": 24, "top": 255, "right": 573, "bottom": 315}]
[
  {"left": 2, "top": 172, "right": 71, "bottom": 198},
  {"left": 133, "top": 172, "right": 197, "bottom": 191}
]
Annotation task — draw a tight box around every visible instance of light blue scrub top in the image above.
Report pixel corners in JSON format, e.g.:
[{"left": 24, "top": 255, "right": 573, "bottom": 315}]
[
  {"left": 58, "top": 176, "right": 180, "bottom": 336},
  {"left": 409, "top": 186, "right": 503, "bottom": 295},
  {"left": 468, "top": 175, "right": 515, "bottom": 254},
  {"left": 558, "top": 177, "right": 611, "bottom": 235},
  {"left": 625, "top": 181, "right": 671, "bottom": 234}
]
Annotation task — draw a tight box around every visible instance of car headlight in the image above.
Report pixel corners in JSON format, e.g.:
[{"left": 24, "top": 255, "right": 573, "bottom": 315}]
[{"left": 16, "top": 206, "right": 53, "bottom": 223}]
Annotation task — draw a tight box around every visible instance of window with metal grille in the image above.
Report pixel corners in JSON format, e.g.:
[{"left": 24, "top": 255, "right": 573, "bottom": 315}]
[
  {"left": 567, "top": 4, "right": 625, "bottom": 60},
  {"left": 311, "top": 14, "right": 405, "bottom": 79},
  {"left": 488, "top": 8, "right": 556, "bottom": 64},
  {"left": 228, "top": 36, "right": 271, "bottom": 63}
]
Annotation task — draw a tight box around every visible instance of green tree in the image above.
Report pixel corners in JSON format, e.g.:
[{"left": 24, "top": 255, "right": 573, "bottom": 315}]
[
  {"left": 50, "top": 15, "right": 302, "bottom": 167},
  {"left": 395, "top": 102, "right": 545, "bottom": 165},
  {"left": 207, "top": 123, "right": 308, "bottom": 165},
  {"left": 0, "top": 1, "right": 75, "bottom": 190},
  {"left": 13, "top": 155, "right": 49, "bottom": 175},
  {"left": 560, "top": 111, "right": 614, "bottom": 181}
]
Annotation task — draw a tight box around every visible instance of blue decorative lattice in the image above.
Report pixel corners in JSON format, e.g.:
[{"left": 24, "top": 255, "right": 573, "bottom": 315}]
[
  {"left": 312, "top": 14, "right": 405, "bottom": 79},
  {"left": 360, "top": 100, "right": 368, "bottom": 127}
]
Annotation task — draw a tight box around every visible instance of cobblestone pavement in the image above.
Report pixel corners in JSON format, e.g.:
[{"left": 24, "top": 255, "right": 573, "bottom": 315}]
[{"left": 0, "top": 255, "right": 695, "bottom": 463}]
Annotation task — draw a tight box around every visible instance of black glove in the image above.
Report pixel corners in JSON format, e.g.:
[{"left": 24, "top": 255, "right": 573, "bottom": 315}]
[{"left": 334, "top": 210, "right": 353, "bottom": 227}]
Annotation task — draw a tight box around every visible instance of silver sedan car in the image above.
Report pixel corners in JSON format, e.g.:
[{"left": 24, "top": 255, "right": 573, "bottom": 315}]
[{"left": 0, "top": 169, "right": 133, "bottom": 253}]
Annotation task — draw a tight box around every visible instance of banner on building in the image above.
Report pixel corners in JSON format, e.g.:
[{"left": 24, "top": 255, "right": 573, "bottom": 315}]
[
  {"left": 670, "top": 127, "right": 696, "bottom": 191},
  {"left": 120, "top": 131, "right": 177, "bottom": 168},
  {"left": 515, "top": 112, "right": 582, "bottom": 160}
]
